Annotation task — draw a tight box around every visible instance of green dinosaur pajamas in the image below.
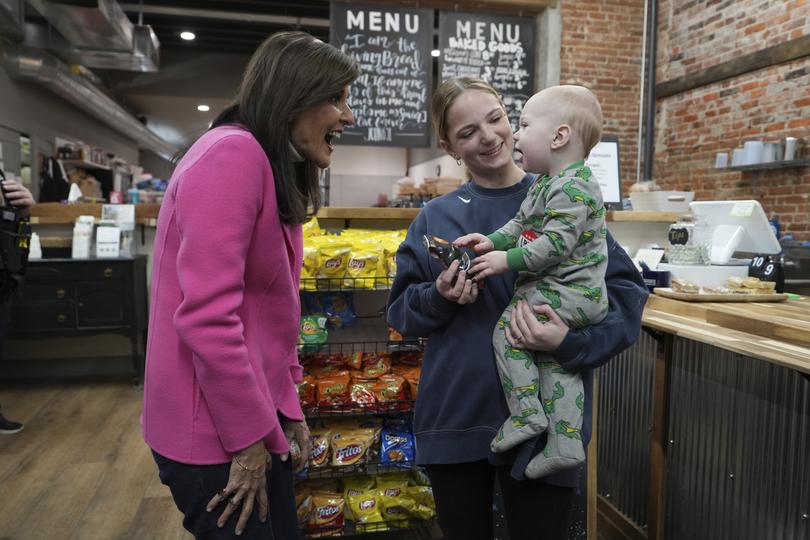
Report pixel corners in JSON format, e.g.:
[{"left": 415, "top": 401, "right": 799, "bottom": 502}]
[{"left": 486, "top": 161, "right": 608, "bottom": 479}]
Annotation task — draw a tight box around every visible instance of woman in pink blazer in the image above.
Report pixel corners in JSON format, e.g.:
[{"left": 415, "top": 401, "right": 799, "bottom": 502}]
[{"left": 142, "top": 32, "right": 358, "bottom": 539}]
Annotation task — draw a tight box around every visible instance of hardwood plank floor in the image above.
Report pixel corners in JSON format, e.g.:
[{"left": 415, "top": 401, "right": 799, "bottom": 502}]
[{"left": 0, "top": 380, "right": 192, "bottom": 540}]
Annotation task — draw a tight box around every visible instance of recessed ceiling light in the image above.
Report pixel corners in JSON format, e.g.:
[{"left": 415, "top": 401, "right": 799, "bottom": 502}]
[
  {"left": 197, "top": 104, "right": 210, "bottom": 112},
  {"left": 180, "top": 31, "right": 196, "bottom": 41},
  {"left": 431, "top": 49, "right": 440, "bottom": 57}
]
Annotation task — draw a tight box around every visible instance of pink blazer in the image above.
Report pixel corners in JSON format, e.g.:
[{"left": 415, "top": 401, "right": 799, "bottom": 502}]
[{"left": 142, "top": 125, "right": 304, "bottom": 464}]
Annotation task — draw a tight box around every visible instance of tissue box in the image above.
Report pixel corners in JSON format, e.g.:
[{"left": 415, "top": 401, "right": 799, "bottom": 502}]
[{"left": 96, "top": 226, "right": 121, "bottom": 258}]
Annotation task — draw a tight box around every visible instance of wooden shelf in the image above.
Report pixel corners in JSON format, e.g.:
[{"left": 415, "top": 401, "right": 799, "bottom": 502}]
[
  {"left": 29, "top": 203, "right": 160, "bottom": 225},
  {"left": 606, "top": 211, "right": 681, "bottom": 223},
  {"left": 316, "top": 207, "right": 420, "bottom": 220},
  {"left": 720, "top": 158, "right": 810, "bottom": 172},
  {"left": 61, "top": 159, "right": 112, "bottom": 171},
  {"left": 28, "top": 204, "right": 682, "bottom": 226}
]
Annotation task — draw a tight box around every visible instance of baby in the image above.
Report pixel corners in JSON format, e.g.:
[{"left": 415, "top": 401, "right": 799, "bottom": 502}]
[{"left": 455, "top": 85, "right": 608, "bottom": 478}]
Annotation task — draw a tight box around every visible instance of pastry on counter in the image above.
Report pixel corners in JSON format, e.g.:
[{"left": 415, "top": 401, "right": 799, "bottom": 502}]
[{"left": 671, "top": 278, "right": 700, "bottom": 294}]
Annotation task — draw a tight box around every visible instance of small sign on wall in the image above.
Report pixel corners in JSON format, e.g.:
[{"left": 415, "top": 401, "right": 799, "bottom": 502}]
[{"left": 586, "top": 135, "right": 622, "bottom": 205}]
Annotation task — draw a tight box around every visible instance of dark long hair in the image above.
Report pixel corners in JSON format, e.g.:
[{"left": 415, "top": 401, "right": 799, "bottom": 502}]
[{"left": 211, "top": 32, "right": 359, "bottom": 224}]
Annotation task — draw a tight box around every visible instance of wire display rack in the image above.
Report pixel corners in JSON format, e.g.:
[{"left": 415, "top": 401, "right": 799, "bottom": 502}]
[
  {"left": 301, "top": 276, "right": 394, "bottom": 292},
  {"left": 303, "top": 400, "right": 415, "bottom": 419},
  {"left": 303, "top": 518, "right": 440, "bottom": 539},
  {"left": 299, "top": 461, "right": 420, "bottom": 482}
]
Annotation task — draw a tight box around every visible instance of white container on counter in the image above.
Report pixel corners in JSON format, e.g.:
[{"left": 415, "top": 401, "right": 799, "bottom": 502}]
[{"left": 630, "top": 191, "right": 695, "bottom": 212}]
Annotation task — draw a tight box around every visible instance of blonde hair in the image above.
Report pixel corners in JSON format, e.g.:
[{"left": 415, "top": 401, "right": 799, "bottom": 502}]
[
  {"left": 431, "top": 77, "right": 507, "bottom": 143},
  {"left": 539, "top": 85, "right": 603, "bottom": 154}
]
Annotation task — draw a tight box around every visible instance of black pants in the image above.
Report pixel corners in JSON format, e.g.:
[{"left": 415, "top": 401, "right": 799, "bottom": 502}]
[
  {"left": 153, "top": 451, "right": 300, "bottom": 540},
  {"left": 425, "top": 460, "right": 575, "bottom": 540}
]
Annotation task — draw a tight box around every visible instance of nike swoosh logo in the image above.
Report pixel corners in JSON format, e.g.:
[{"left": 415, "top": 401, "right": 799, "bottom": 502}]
[{"left": 457, "top": 196, "right": 471, "bottom": 204}]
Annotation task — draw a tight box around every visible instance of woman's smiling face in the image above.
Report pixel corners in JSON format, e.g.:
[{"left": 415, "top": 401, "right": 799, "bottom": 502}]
[
  {"left": 440, "top": 89, "right": 515, "bottom": 175},
  {"left": 291, "top": 85, "right": 355, "bottom": 168}
]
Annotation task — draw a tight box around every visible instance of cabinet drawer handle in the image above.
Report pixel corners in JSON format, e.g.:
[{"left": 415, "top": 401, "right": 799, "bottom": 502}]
[
  {"left": 104, "top": 267, "right": 113, "bottom": 278},
  {"left": 57, "top": 314, "right": 67, "bottom": 323},
  {"left": 56, "top": 288, "right": 66, "bottom": 299}
]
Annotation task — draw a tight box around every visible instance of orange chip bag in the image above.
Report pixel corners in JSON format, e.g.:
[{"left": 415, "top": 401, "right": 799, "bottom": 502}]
[
  {"left": 372, "top": 374, "right": 408, "bottom": 406},
  {"left": 363, "top": 353, "right": 391, "bottom": 379},
  {"left": 350, "top": 379, "right": 376, "bottom": 408},
  {"left": 316, "top": 372, "right": 351, "bottom": 407},
  {"left": 298, "top": 375, "right": 316, "bottom": 410},
  {"left": 388, "top": 326, "right": 404, "bottom": 342},
  {"left": 346, "top": 351, "right": 365, "bottom": 371}
]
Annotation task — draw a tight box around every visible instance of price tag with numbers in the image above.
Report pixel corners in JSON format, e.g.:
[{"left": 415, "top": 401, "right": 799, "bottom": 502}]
[{"left": 748, "top": 254, "right": 784, "bottom": 293}]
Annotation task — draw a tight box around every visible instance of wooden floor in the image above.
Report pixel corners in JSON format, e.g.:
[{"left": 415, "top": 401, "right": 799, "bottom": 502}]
[{"left": 0, "top": 380, "right": 193, "bottom": 540}]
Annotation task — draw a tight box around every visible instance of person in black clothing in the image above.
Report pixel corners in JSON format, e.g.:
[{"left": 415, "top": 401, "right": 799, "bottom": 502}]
[
  {"left": 386, "top": 78, "right": 648, "bottom": 540},
  {"left": 0, "top": 175, "right": 34, "bottom": 435}
]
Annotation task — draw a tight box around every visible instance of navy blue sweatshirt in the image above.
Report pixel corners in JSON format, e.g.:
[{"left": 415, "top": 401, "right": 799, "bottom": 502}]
[{"left": 386, "top": 175, "right": 648, "bottom": 487}]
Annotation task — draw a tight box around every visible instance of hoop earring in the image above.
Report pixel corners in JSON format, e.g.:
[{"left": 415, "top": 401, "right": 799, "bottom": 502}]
[{"left": 453, "top": 155, "right": 462, "bottom": 167}]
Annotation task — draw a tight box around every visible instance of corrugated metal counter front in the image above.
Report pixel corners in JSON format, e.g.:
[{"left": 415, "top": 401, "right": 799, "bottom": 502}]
[{"left": 596, "top": 295, "right": 810, "bottom": 540}]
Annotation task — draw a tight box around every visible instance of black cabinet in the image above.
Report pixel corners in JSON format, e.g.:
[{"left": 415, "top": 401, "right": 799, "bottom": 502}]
[{"left": 4, "top": 256, "right": 148, "bottom": 378}]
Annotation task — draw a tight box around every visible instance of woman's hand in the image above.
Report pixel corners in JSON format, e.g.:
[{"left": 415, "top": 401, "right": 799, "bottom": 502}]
[
  {"left": 281, "top": 418, "right": 310, "bottom": 473},
  {"left": 1, "top": 181, "right": 34, "bottom": 218},
  {"left": 206, "top": 440, "right": 268, "bottom": 535},
  {"left": 436, "top": 259, "right": 479, "bottom": 305},
  {"left": 453, "top": 233, "right": 494, "bottom": 254},
  {"left": 505, "top": 300, "right": 569, "bottom": 352}
]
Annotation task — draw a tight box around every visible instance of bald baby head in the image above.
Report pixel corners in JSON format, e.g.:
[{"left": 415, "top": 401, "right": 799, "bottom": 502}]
[{"left": 525, "top": 85, "right": 603, "bottom": 154}]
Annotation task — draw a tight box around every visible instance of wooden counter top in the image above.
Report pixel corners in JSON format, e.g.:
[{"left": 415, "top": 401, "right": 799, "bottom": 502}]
[
  {"left": 643, "top": 294, "right": 810, "bottom": 374},
  {"left": 29, "top": 203, "right": 680, "bottom": 226}
]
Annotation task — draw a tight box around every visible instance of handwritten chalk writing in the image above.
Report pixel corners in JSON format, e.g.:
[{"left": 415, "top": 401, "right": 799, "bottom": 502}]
[
  {"left": 440, "top": 12, "right": 534, "bottom": 131},
  {"left": 332, "top": 5, "right": 432, "bottom": 145},
  {"left": 347, "top": 10, "right": 420, "bottom": 34}
]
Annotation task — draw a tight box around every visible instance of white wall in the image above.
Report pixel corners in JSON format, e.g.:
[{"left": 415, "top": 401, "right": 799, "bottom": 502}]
[
  {"left": 328, "top": 145, "right": 407, "bottom": 206},
  {"left": 407, "top": 154, "right": 465, "bottom": 186}
]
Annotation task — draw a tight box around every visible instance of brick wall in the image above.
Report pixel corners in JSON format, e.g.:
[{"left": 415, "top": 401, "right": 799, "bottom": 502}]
[
  {"left": 559, "top": 0, "right": 646, "bottom": 197},
  {"left": 654, "top": 0, "right": 810, "bottom": 240},
  {"left": 559, "top": 0, "right": 810, "bottom": 239}
]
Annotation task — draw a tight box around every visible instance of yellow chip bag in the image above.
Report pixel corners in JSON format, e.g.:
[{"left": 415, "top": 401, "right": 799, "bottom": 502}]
[
  {"left": 345, "top": 247, "right": 381, "bottom": 289},
  {"left": 377, "top": 484, "right": 415, "bottom": 527},
  {"left": 318, "top": 244, "right": 351, "bottom": 288},
  {"left": 347, "top": 490, "right": 387, "bottom": 532},
  {"left": 301, "top": 245, "right": 320, "bottom": 291}
]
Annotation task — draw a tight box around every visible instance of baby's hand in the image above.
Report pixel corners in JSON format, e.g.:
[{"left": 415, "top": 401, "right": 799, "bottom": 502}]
[
  {"left": 453, "top": 233, "right": 494, "bottom": 254},
  {"left": 468, "top": 251, "right": 509, "bottom": 280}
]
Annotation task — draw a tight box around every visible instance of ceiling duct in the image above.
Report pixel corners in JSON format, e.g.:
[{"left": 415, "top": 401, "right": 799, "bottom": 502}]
[
  {"left": 0, "top": 0, "right": 25, "bottom": 42},
  {"left": 3, "top": 45, "right": 177, "bottom": 159},
  {"left": 27, "top": 0, "right": 159, "bottom": 72}
]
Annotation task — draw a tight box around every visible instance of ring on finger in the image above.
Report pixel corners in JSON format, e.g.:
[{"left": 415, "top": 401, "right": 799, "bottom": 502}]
[{"left": 219, "top": 488, "right": 229, "bottom": 499}]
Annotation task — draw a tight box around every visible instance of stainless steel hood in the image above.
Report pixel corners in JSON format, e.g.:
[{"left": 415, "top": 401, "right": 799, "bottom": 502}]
[
  {"left": 27, "top": 0, "right": 133, "bottom": 51},
  {"left": 3, "top": 45, "right": 177, "bottom": 159},
  {"left": 26, "top": 0, "right": 159, "bottom": 72},
  {"left": 0, "top": 0, "right": 24, "bottom": 42}
]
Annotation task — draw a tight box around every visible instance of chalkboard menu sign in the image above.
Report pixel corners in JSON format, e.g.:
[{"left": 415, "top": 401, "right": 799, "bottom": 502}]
[
  {"left": 330, "top": 3, "right": 433, "bottom": 147},
  {"left": 439, "top": 12, "right": 535, "bottom": 131}
]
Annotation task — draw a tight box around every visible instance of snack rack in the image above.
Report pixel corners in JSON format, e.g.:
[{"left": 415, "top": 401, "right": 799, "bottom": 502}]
[{"left": 296, "top": 274, "right": 441, "bottom": 539}]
